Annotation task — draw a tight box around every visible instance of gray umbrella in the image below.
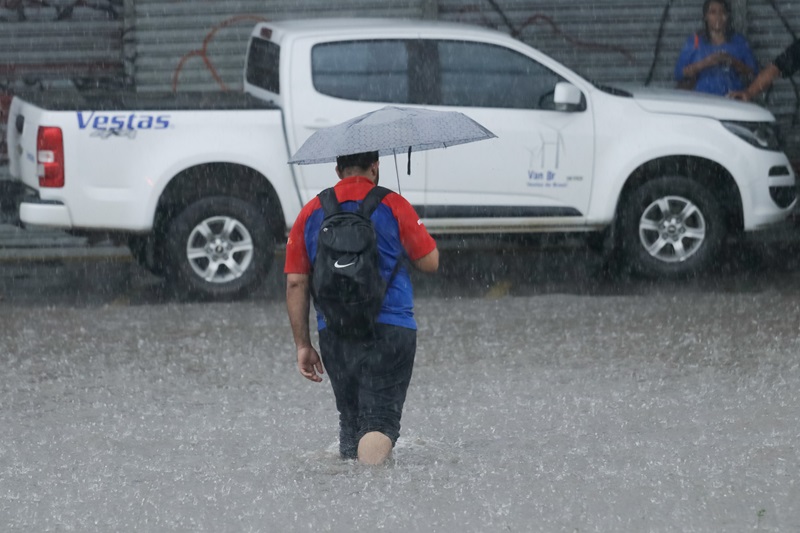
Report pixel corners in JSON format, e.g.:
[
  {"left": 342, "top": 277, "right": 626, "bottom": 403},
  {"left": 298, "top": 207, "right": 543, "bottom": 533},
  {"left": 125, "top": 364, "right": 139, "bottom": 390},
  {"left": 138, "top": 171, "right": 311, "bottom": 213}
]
[{"left": 288, "top": 106, "right": 496, "bottom": 173}]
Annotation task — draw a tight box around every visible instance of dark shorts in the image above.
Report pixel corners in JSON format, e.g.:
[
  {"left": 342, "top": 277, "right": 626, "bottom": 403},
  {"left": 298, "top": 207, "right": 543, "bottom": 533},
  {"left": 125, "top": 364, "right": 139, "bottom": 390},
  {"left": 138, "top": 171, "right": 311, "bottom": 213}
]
[{"left": 319, "top": 324, "right": 416, "bottom": 459}]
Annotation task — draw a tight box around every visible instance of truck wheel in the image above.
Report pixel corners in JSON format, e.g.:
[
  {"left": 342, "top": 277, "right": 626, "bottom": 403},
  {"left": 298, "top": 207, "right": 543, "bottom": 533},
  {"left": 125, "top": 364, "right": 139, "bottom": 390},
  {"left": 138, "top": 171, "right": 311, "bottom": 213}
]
[
  {"left": 164, "top": 196, "right": 274, "bottom": 299},
  {"left": 620, "top": 177, "right": 725, "bottom": 278}
]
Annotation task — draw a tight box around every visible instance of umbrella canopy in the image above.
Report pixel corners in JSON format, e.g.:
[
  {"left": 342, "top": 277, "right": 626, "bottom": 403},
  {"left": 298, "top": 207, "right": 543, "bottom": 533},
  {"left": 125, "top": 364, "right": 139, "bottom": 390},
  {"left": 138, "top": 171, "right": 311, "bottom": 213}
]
[{"left": 288, "top": 106, "right": 496, "bottom": 166}]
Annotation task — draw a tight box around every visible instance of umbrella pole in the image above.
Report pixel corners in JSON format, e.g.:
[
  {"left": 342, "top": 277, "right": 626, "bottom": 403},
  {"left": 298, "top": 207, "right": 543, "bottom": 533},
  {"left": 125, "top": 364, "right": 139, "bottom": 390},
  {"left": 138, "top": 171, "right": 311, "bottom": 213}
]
[{"left": 392, "top": 151, "right": 402, "bottom": 195}]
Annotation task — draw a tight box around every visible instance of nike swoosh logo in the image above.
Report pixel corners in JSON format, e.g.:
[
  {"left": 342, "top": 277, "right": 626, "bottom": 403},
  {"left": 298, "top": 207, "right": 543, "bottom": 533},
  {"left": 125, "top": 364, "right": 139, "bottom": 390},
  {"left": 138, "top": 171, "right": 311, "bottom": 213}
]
[{"left": 334, "top": 259, "right": 356, "bottom": 269}]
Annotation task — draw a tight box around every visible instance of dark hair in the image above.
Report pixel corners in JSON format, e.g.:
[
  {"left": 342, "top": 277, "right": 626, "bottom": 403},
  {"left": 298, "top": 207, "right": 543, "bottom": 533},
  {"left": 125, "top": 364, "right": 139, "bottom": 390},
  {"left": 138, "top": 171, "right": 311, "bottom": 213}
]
[
  {"left": 336, "top": 151, "right": 379, "bottom": 171},
  {"left": 702, "top": 0, "right": 734, "bottom": 41}
]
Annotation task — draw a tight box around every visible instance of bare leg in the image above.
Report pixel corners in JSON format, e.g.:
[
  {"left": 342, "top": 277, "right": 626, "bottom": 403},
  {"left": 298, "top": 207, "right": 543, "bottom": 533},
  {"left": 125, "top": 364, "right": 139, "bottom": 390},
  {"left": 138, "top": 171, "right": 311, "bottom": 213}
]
[{"left": 357, "top": 431, "right": 393, "bottom": 465}]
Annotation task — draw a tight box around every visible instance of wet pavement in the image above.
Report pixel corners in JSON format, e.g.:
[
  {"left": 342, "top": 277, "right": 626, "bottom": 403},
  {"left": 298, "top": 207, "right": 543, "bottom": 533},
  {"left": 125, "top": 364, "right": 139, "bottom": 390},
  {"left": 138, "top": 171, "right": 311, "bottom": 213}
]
[{"left": 1, "top": 237, "right": 800, "bottom": 531}]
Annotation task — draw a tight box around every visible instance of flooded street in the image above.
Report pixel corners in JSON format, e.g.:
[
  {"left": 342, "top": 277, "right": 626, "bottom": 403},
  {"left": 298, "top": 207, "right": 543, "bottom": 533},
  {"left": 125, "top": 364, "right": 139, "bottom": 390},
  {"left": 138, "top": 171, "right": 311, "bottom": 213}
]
[
  {"left": 1, "top": 240, "right": 800, "bottom": 531},
  {"left": 4, "top": 0, "right": 800, "bottom": 530}
]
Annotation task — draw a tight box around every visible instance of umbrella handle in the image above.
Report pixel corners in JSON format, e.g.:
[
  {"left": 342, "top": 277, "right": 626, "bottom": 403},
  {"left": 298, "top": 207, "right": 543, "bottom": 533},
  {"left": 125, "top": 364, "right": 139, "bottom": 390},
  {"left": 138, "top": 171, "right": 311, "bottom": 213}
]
[
  {"left": 407, "top": 146, "right": 412, "bottom": 175},
  {"left": 393, "top": 151, "right": 402, "bottom": 195}
]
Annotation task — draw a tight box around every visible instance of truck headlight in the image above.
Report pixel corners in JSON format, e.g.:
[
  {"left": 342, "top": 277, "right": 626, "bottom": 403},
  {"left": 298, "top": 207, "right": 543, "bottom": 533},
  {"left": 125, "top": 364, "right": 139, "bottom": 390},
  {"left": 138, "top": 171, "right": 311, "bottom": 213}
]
[{"left": 721, "top": 121, "right": 781, "bottom": 151}]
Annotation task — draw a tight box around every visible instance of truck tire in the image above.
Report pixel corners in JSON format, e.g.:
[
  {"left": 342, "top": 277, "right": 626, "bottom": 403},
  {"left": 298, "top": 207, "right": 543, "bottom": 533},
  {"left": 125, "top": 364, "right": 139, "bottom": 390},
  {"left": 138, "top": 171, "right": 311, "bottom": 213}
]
[
  {"left": 164, "top": 196, "right": 274, "bottom": 299},
  {"left": 620, "top": 177, "right": 725, "bottom": 278}
]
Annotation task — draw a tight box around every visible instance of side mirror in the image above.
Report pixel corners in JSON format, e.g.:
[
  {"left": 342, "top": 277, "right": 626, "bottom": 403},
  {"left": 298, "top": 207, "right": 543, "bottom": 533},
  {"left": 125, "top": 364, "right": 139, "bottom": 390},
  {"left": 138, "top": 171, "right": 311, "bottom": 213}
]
[{"left": 554, "top": 82, "right": 583, "bottom": 111}]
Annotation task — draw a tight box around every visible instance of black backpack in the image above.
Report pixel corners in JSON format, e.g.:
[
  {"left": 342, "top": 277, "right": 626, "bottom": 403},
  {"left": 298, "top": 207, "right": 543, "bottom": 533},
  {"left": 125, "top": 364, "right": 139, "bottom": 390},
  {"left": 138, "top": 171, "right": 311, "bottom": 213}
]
[{"left": 311, "top": 186, "right": 392, "bottom": 338}]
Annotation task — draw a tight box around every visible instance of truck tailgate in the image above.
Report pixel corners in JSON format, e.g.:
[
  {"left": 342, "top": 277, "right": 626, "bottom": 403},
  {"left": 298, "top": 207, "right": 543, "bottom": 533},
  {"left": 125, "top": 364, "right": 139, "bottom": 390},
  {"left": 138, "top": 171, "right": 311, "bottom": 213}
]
[{"left": 7, "top": 96, "right": 42, "bottom": 190}]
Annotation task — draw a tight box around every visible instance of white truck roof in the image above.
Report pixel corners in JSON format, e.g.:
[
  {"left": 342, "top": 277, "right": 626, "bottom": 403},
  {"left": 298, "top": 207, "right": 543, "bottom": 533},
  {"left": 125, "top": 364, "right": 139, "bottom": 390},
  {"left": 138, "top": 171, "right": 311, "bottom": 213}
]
[{"left": 254, "top": 17, "right": 513, "bottom": 42}]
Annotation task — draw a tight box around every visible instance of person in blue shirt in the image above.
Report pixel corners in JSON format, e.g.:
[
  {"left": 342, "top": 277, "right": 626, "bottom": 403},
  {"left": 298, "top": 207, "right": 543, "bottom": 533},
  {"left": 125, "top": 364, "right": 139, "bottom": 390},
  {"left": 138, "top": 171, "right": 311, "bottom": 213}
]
[{"left": 674, "top": 0, "right": 758, "bottom": 95}]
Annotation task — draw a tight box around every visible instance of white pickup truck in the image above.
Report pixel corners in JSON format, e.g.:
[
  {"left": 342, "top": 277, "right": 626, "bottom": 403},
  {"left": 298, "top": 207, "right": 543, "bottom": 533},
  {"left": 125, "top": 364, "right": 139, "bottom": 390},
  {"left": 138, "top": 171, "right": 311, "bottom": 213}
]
[{"left": 6, "top": 18, "right": 797, "bottom": 298}]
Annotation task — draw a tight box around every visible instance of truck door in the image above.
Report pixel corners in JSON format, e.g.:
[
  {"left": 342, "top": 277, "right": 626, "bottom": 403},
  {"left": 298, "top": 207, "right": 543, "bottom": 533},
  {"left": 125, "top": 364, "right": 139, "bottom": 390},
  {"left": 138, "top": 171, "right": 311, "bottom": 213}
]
[
  {"left": 420, "top": 40, "right": 594, "bottom": 230},
  {"left": 286, "top": 38, "right": 426, "bottom": 207}
]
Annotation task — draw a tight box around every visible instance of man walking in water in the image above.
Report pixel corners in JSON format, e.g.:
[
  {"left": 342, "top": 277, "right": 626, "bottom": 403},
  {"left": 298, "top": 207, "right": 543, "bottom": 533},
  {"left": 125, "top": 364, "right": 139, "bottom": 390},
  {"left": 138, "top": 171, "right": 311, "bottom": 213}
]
[{"left": 285, "top": 151, "right": 439, "bottom": 465}]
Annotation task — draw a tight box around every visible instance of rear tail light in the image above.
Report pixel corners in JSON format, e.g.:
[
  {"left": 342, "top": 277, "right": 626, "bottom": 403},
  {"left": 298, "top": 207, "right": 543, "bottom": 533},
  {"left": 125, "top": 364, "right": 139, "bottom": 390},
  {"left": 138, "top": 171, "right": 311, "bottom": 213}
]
[{"left": 37, "top": 126, "right": 64, "bottom": 188}]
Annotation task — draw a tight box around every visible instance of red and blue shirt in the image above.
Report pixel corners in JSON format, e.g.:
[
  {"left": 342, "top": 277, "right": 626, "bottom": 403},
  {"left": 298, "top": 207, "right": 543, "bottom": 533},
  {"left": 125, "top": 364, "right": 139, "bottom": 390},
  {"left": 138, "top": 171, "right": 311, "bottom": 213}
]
[{"left": 285, "top": 176, "right": 436, "bottom": 331}]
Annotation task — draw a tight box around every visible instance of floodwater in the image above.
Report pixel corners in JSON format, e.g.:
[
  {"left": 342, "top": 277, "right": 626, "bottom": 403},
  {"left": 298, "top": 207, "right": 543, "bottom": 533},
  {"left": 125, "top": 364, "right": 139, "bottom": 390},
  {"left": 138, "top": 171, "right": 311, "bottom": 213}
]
[{"left": 1, "top": 240, "right": 799, "bottom": 531}]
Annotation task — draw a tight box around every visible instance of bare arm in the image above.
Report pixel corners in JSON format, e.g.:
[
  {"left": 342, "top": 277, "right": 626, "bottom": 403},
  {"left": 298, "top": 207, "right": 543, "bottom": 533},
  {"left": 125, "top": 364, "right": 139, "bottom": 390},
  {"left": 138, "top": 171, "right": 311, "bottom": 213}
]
[
  {"left": 412, "top": 248, "right": 439, "bottom": 273},
  {"left": 286, "top": 273, "right": 323, "bottom": 382},
  {"left": 729, "top": 63, "right": 781, "bottom": 101}
]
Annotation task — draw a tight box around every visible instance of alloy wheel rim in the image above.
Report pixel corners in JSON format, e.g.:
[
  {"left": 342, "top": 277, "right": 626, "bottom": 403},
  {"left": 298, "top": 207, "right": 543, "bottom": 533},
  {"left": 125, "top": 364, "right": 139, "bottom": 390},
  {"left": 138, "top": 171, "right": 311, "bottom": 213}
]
[
  {"left": 638, "top": 195, "right": 706, "bottom": 263},
  {"left": 186, "top": 216, "right": 254, "bottom": 283}
]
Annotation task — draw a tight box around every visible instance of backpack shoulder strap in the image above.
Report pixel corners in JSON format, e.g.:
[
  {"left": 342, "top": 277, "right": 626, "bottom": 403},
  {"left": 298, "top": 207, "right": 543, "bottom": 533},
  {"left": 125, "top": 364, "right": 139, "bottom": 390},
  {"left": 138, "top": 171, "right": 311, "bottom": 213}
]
[
  {"left": 317, "top": 187, "right": 341, "bottom": 216},
  {"left": 359, "top": 186, "right": 392, "bottom": 217}
]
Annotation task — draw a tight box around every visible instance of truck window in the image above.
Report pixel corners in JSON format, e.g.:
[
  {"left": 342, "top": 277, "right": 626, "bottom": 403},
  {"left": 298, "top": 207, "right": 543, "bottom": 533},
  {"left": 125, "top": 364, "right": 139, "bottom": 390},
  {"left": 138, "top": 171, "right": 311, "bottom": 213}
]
[
  {"left": 246, "top": 38, "right": 280, "bottom": 94},
  {"left": 310, "top": 38, "right": 565, "bottom": 110},
  {"left": 312, "top": 40, "right": 410, "bottom": 103},
  {"left": 436, "top": 41, "right": 565, "bottom": 110}
]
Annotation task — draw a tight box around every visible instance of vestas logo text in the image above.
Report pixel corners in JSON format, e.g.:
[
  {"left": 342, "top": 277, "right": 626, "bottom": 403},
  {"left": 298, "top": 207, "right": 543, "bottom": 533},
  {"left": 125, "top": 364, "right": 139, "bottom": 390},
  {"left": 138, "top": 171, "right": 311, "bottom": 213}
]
[{"left": 77, "top": 112, "right": 170, "bottom": 131}]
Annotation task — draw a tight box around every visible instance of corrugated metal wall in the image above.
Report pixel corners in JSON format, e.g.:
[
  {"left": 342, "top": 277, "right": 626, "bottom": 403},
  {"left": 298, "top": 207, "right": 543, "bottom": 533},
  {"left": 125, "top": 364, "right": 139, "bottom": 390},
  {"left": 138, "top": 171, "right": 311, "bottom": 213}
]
[
  {"left": 439, "top": 0, "right": 696, "bottom": 86},
  {"left": 134, "top": 0, "right": 431, "bottom": 92},
  {"left": 0, "top": 2, "right": 125, "bottom": 170}
]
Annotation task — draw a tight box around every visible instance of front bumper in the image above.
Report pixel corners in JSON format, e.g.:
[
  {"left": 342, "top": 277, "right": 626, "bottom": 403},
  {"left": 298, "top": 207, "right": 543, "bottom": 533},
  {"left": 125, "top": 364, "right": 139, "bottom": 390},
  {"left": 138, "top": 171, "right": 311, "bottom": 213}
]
[
  {"left": 744, "top": 214, "right": 800, "bottom": 246},
  {"left": 745, "top": 155, "right": 797, "bottom": 230}
]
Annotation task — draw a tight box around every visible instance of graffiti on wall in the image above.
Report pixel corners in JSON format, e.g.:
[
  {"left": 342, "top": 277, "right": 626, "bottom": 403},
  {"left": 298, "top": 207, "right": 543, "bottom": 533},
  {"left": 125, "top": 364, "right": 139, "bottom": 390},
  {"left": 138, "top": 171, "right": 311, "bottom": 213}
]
[
  {"left": 452, "top": 3, "right": 636, "bottom": 64},
  {"left": 172, "top": 14, "right": 268, "bottom": 92}
]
